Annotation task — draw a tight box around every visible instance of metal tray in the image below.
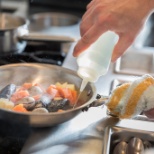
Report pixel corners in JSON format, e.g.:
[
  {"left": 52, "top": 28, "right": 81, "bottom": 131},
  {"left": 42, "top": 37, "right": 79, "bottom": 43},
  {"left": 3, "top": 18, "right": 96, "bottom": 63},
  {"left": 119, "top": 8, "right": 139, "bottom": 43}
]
[
  {"left": 103, "top": 123, "right": 154, "bottom": 154},
  {"left": 110, "top": 79, "right": 133, "bottom": 92},
  {"left": 114, "top": 50, "right": 154, "bottom": 76}
]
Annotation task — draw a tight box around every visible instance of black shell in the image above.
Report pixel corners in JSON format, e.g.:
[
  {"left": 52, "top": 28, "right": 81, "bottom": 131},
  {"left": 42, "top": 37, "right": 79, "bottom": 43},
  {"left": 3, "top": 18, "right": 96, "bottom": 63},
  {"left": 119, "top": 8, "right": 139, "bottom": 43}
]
[
  {"left": 0, "top": 84, "right": 16, "bottom": 99},
  {"left": 35, "top": 101, "right": 45, "bottom": 108},
  {"left": 47, "top": 98, "right": 70, "bottom": 112}
]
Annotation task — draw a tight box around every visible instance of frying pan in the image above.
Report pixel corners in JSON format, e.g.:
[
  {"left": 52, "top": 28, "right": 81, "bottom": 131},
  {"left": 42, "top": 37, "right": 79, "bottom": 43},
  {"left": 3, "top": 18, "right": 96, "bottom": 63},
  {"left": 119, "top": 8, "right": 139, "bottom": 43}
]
[
  {"left": 0, "top": 63, "right": 99, "bottom": 127},
  {"left": 0, "top": 13, "right": 78, "bottom": 52}
]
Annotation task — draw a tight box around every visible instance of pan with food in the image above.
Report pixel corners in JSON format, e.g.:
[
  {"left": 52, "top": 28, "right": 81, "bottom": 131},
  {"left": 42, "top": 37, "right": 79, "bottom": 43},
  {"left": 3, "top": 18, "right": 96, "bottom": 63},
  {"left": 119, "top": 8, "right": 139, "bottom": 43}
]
[{"left": 0, "top": 63, "right": 97, "bottom": 127}]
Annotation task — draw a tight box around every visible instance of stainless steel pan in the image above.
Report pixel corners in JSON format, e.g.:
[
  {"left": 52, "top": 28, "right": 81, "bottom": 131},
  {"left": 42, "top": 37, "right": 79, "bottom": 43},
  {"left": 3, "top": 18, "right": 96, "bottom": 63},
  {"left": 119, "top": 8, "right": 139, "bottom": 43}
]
[
  {"left": 0, "top": 63, "right": 98, "bottom": 127},
  {"left": 0, "top": 13, "right": 77, "bottom": 52}
]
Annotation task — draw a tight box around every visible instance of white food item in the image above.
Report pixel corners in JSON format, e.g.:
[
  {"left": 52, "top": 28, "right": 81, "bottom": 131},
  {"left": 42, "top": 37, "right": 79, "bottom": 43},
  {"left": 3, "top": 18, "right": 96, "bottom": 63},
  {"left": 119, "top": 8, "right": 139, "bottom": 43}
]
[
  {"left": 0, "top": 98, "right": 14, "bottom": 110},
  {"left": 106, "top": 74, "right": 154, "bottom": 119}
]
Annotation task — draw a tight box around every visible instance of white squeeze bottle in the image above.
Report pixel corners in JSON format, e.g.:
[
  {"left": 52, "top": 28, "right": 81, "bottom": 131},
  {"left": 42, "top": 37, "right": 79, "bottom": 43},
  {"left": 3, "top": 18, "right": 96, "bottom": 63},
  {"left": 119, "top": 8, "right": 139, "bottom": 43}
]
[{"left": 77, "top": 31, "right": 119, "bottom": 92}]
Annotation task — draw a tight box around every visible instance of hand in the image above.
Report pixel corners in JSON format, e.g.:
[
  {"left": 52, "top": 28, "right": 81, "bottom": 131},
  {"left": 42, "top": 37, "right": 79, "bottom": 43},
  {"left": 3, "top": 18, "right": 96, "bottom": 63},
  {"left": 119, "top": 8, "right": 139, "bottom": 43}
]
[{"left": 73, "top": 0, "right": 154, "bottom": 62}]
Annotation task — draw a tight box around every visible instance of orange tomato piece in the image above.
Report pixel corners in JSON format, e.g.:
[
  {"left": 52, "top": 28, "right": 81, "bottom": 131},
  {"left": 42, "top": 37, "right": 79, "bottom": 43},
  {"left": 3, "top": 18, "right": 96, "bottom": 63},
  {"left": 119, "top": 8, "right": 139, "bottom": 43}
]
[
  {"left": 46, "top": 85, "right": 60, "bottom": 97},
  {"left": 22, "top": 83, "right": 33, "bottom": 89},
  {"left": 71, "top": 90, "right": 77, "bottom": 104},
  {"left": 57, "top": 109, "right": 64, "bottom": 112},
  {"left": 11, "top": 90, "right": 29, "bottom": 102},
  {"left": 13, "top": 104, "right": 28, "bottom": 112},
  {"left": 57, "top": 87, "right": 75, "bottom": 105}
]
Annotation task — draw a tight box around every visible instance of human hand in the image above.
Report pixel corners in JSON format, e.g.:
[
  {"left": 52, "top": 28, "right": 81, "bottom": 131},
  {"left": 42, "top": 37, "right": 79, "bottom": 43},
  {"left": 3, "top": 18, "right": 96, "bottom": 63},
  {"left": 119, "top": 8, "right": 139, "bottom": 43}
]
[{"left": 73, "top": 0, "right": 154, "bottom": 62}]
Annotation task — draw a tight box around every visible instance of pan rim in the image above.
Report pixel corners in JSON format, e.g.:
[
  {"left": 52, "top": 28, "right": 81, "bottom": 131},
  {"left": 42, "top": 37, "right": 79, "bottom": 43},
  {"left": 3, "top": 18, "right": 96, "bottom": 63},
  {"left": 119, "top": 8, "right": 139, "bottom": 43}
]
[{"left": 0, "top": 63, "right": 97, "bottom": 116}]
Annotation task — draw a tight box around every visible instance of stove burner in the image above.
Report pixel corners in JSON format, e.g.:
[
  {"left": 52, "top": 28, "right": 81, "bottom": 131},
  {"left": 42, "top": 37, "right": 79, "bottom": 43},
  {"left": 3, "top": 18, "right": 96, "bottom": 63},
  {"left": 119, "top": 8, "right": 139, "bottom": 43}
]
[{"left": 0, "top": 50, "right": 65, "bottom": 66}]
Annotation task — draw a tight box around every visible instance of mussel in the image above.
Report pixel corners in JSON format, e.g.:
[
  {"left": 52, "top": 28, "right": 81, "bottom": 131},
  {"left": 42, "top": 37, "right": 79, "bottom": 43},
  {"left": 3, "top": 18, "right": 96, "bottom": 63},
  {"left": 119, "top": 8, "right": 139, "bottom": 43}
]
[
  {"left": 16, "top": 97, "right": 36, "bottom": 111},
  {"left": 0, "top": 84, "right": 16, "bottom": 99},
  {"left": 47, "top": 98, "right": 70, "bottom": 112}
]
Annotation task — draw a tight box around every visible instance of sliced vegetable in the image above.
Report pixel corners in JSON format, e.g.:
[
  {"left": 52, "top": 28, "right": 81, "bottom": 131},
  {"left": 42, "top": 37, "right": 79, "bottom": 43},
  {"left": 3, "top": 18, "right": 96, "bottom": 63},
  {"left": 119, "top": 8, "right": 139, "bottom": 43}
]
[
  {"left": 0, "top": 98, "right": 14, "bottom": 110},
  {"left": 56, "top": 86, "right": 77, "bottom": 105},
  {"left": 13, "top": 104, "right": 28, "bottom": 112},
  {"left": 46, "top": 85, "right": 60, "bottom": 97}
]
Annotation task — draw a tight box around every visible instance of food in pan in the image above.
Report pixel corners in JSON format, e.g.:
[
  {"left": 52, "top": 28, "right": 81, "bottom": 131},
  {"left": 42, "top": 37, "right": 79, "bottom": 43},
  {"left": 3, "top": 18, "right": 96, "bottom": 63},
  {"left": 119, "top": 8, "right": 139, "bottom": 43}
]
[
  {"left": 0, "top": 82, "right": 78, "bottom": 113},
  {"left": 106, "top": 74, "right": 154, "bottom": 119}
]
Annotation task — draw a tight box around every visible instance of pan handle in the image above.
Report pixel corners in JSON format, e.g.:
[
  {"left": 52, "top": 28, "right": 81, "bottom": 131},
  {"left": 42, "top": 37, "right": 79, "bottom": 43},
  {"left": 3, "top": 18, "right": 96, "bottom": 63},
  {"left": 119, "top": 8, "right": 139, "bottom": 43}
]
[
  {"left": 91, "top": 94, "right": 109, "bottom": 107},
  {"left": 82, "top": 94, "right": 109, "bottom": 112},
  {"left": 82, "top": 95, "right": 118, "bottom": 118},
  {"left": 18, "top": 33, "right": 76, "bottom": 43}
]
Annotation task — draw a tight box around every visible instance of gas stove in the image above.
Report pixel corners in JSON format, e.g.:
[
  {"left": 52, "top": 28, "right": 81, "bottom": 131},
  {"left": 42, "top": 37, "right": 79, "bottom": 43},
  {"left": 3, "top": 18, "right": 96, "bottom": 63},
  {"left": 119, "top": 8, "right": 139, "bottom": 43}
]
[{"left": 0, "top": 43, "right": 66, "bottom": 66}]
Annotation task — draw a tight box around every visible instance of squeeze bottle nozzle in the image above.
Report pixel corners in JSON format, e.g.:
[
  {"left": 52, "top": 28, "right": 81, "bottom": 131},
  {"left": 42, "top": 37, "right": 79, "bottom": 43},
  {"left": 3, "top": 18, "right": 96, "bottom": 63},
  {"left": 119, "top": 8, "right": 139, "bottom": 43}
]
[{"left": 76, "top": 31, "right": 118, "bottom": 91}]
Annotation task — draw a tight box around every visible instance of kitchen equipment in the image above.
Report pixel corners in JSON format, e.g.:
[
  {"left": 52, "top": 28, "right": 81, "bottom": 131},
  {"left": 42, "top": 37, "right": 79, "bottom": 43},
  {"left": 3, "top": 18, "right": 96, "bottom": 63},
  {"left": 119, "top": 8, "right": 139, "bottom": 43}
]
[
  {"left": 77, "top": 31, "right": 118, "bottom": 92},
  {"left": 0, "top": 13, "right": 76, "bottom": 53},
  {"left": 113, "top": 141, "right": 128, "bottom": 154},
  {"left": 0, "top": 13, "right": 28, "bottom": 52},
  {"left": 28, "top": 0, "right": 90, "bottom": 15},
  {"left": 28, "top": 12, "right": 80, "bottom": 31},
  {"left": 0, "top": 63, "right": 98, "bottom": 127},
  {"left": 103, "top": 126, "right": 154, "bottom": 154},
  {"left": 126, "top": 137, "right": 144, "bottom": 154}
]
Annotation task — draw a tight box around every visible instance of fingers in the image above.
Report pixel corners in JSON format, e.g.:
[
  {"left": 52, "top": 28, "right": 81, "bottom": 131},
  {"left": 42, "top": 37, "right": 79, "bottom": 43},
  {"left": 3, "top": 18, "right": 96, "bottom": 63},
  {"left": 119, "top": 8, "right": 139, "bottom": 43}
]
[
  {"left": 81, "top": 3, "right": 105, "bottom": 36},
  {"left": 86, "top": 0, "right": 101, "bottom": 10},
  {"left": 80, "top": 6, "right": 95, "bottom": 36},
  {"left": 111, "top": 34, "right": 134, "bottom": 62},
  {"left": 81, "top": 2, "right": 98, "bottom": 25},
  {"left": 86, "top": 0, "right": 94, "bottom": 10},
  {"left": 80, "top": 17, "right": 93, "bottom": 37},
  {"left": 73, "top": 25, "right": 108, "bottom": 57},
  {"left": 82, "top": 0, "right": 102, "bottom": 22}
]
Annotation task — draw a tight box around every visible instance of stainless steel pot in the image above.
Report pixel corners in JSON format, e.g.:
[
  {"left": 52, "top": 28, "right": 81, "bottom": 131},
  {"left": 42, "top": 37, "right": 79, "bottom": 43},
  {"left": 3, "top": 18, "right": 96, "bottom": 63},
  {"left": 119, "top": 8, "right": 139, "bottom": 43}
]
[
  {"left": 0, "top": 13, "right": 28, "bottom": 52},
  {"left": 0, "top": 63, "right": 98, "bottom": 127},
  {"left": 0, "top": 13, "right": 77, "bottom": 52}
]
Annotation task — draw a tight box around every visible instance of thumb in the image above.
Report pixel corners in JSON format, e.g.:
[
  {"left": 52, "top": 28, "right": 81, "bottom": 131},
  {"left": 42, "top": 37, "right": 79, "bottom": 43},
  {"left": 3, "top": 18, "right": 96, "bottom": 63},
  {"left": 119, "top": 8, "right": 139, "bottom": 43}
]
[{"left": 111, "top": 34, "right": 134, "bottom": 62}]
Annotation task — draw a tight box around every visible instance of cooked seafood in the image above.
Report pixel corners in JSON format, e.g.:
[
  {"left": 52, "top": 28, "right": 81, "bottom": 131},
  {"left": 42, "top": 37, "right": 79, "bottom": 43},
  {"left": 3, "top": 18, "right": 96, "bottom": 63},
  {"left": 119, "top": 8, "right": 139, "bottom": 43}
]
[
  {"left": 0, "top": 82, "right": 78, "bottom": 113},
  {"left": 0, "top": 84, "right": 16, "bottom": 99}
]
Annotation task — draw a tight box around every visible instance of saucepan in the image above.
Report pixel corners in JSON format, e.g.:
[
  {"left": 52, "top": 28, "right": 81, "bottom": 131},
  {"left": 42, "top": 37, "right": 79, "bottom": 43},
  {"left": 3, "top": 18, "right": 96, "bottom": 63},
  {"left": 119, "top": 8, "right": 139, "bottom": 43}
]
[
  {"left": 0, "top": 13, "right": 79, "bottom": 52},
  {"left": 0, "top": 63, "right": 104, "bottom": 127}
]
